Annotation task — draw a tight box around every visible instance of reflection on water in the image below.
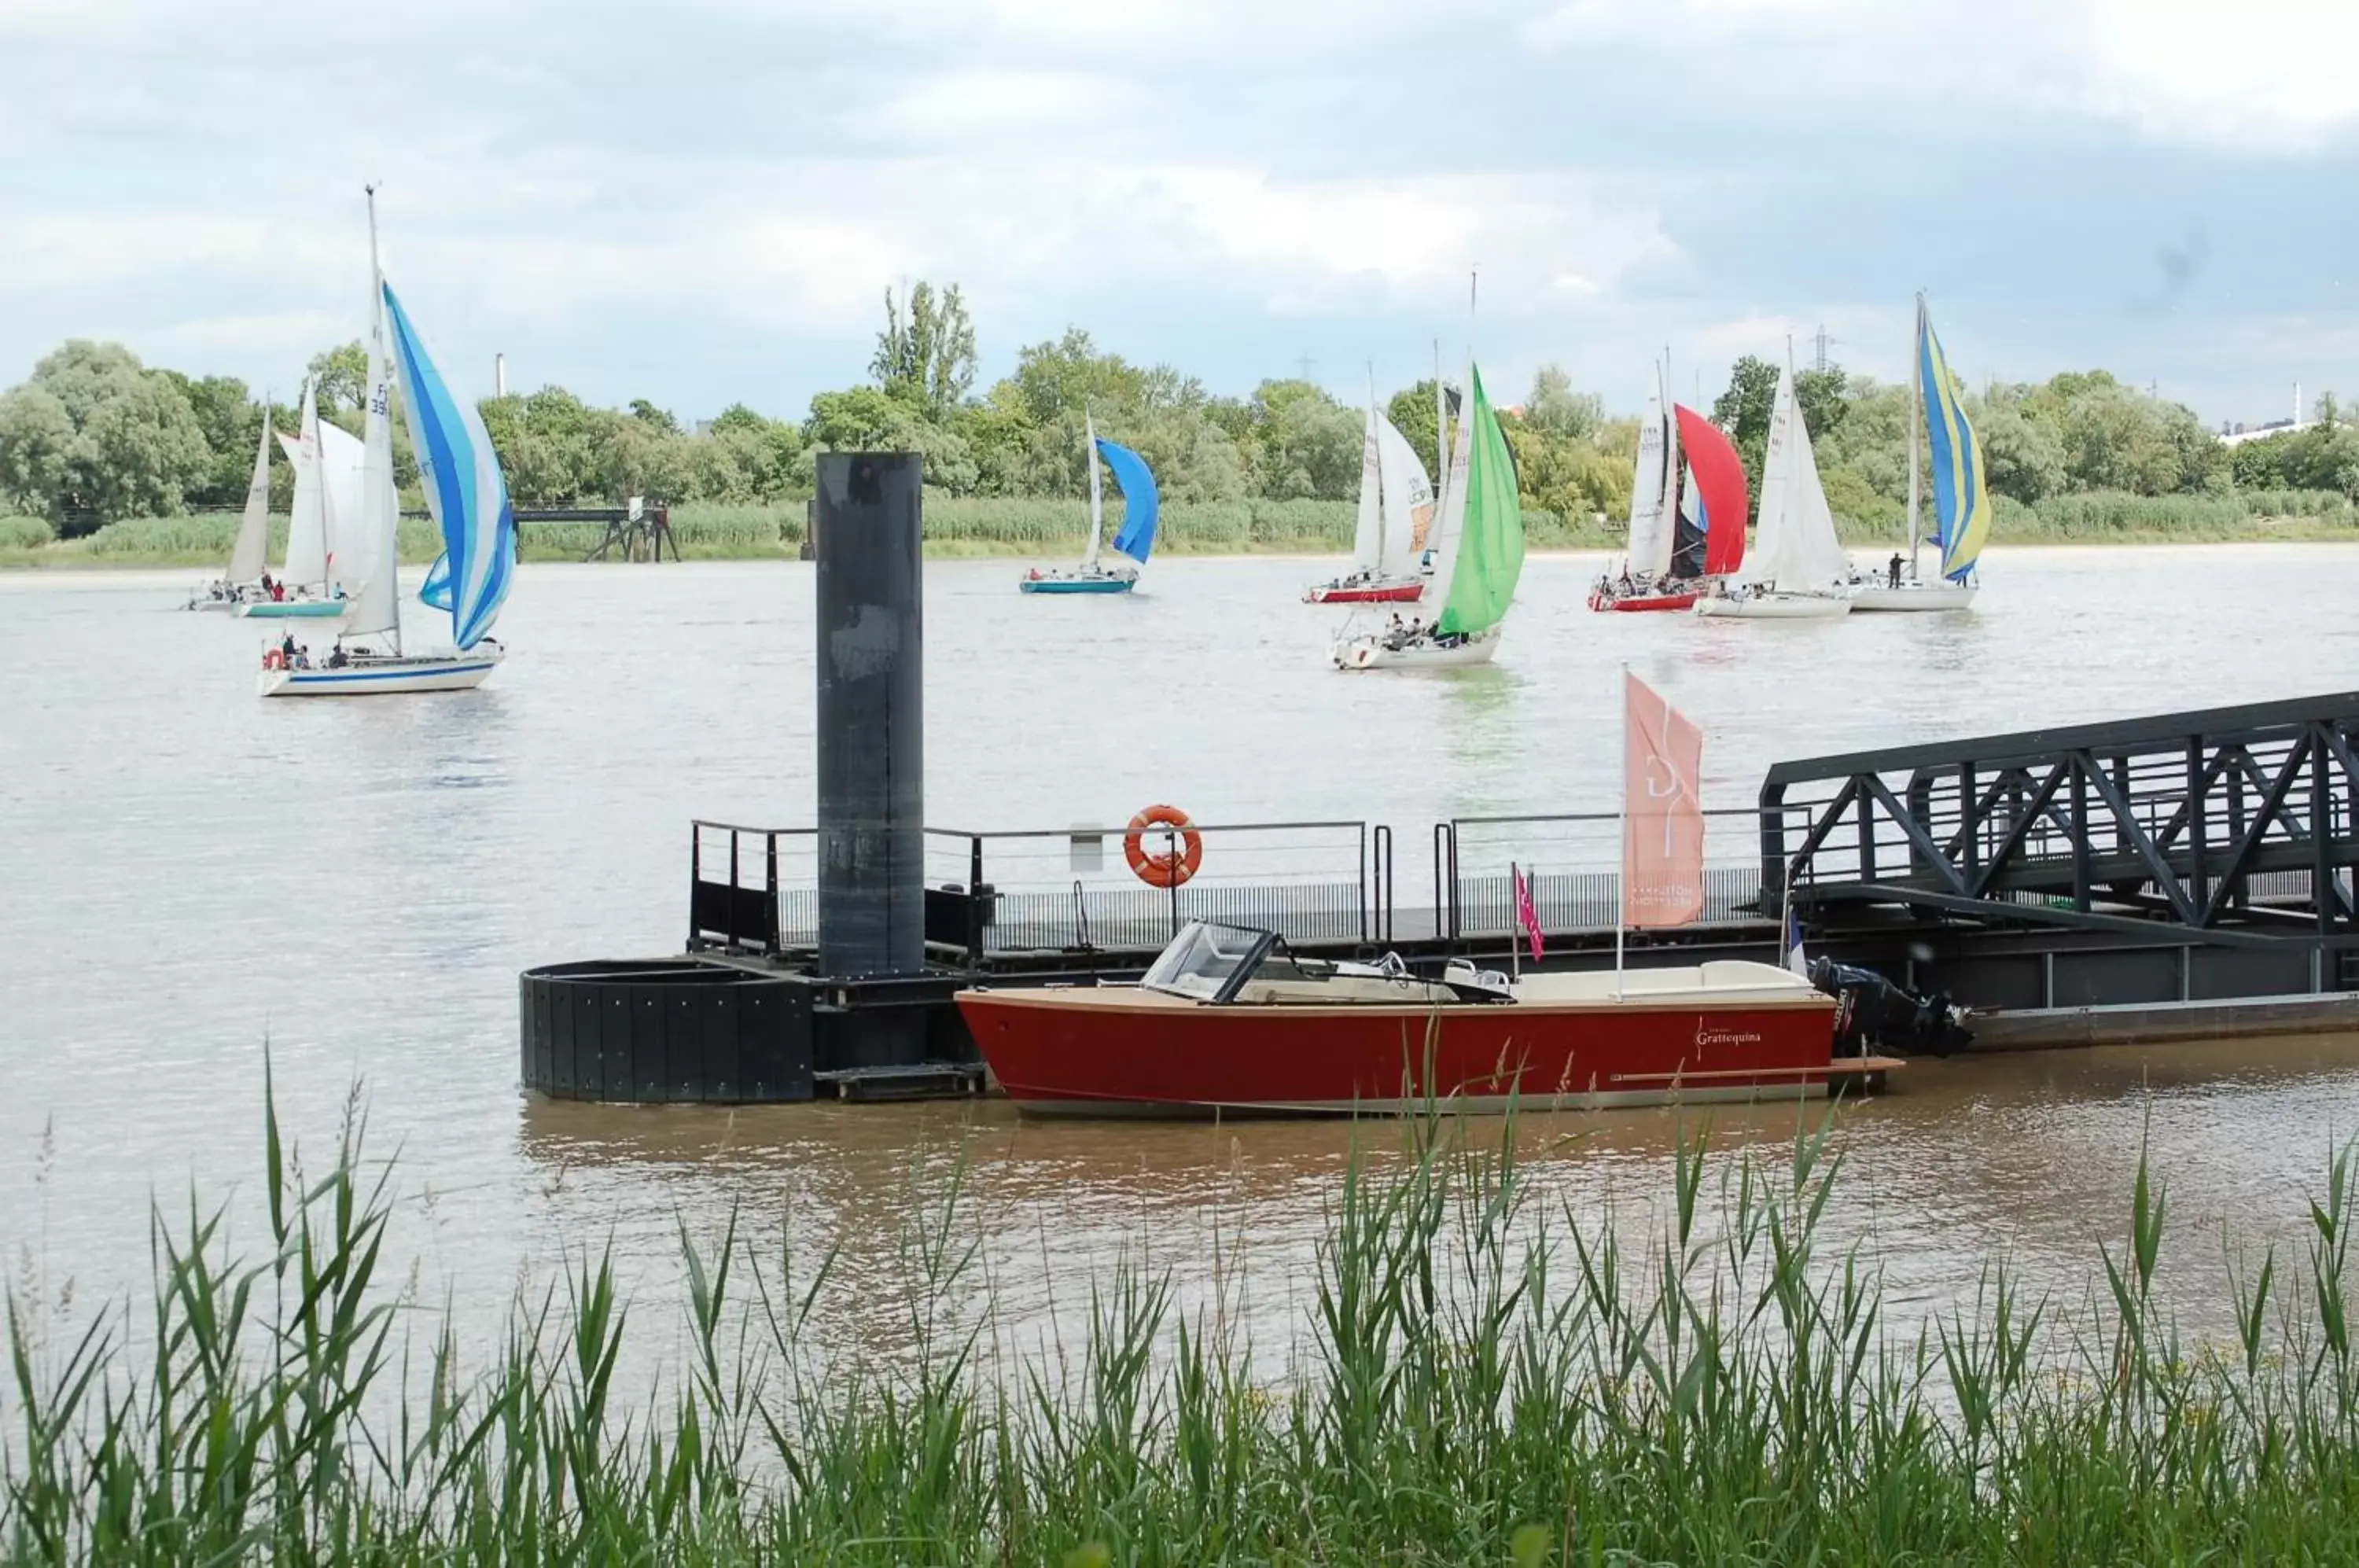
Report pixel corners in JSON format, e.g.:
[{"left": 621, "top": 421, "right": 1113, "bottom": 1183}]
[{"left": 5, "top": 548, "right": 2359, "bottom": 1361}]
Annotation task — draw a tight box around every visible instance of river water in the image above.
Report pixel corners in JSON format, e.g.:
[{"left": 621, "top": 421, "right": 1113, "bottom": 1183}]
[{"left": 6, "top": 546, "right": 2359, "bottom": 1369}]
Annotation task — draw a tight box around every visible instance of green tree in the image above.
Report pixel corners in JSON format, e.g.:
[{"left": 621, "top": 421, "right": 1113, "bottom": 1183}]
[
  {"left": 0, "top": 341, "right": 208, "bottom": 528},
  {"left": 1250, "top": 380, "right": 1359, "bottom": 501},
  {"left": 1794, "top": 366, "right": 1849, "bottom": 445},
  {"left": 79, "top": 375, "right": 210, "bottom": 522},
  {"left": 628, "top": 399, "right": 679, "bottom": 434},
  {"left": 870, "top": 282, "right": 978, "bottom": 420},
  {"left": 0, "top": 387, "right": 75, "bottom": 517},
  {"left": 307, "top": 341, "right": 369, "bottom": 414},
  {"left": 1010, "top": 329, "right": 1150, "bottom": 422},
  {"left": 1713, "top": 355, "right": 1782, "bottom": 516},
  {"left": 1974, "top": 392, "right": 2067, "bottom": 504},
  {"left": 804, "top": 387, "right": 978, "bottom": 494},
  {"left": 955, "top": 384, "right": 1048, "bottom": 496},
  {"left": 160, "top": 372, "right": 274, "bottom": 508},
  {"left": 1525, "top": 364, "right": 1604, "bottom": 441},
  {"left": 1386, "top": 379, "right": 1448, "bottom": 480},
  {"left": 1501, "top": 414, "right": 1627, "bottom": 524}
]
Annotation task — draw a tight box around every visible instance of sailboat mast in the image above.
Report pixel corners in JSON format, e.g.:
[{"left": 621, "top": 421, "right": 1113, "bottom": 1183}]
[
  {"left": 366, "top": 182, "right": 401, "bottom": 656},
  {"left": 1615, "top": 663, "right": 1627, "bottom": 998},
  {"left": 1432, "top": 338, "right": 1446, "bottom": 511},
  {"left": 1907, "top": 291, "right": 1923, "bottom": 583},
  {"left": 1661, "top": 348, "right": 1680, "bottom": 567},
  {"left": 1367, "top": 363, "right": 1385, "bottom": 572},
  {"left": 1084, "top": 410, "right": 1104, "bottom": 566}
]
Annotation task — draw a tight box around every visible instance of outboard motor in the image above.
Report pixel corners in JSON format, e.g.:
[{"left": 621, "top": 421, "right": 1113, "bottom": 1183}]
[{"left": 1807, "top": 959, "right": 1972, "bottom": 1058}]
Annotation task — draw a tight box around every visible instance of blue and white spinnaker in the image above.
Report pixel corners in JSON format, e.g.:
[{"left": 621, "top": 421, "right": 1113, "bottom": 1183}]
[
  {"left": 1100, "top": 437, "right": 1159, "bottom": 565},
  {"left": 419, "top": 550, "right": 452, "bottom": 612},
  {"left": 384, "top": 282, "right": 514, "bottom": 650}
]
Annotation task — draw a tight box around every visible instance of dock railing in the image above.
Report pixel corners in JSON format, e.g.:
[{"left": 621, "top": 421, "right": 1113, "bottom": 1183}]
[
  {"left": 688, "top": 817, "right": 1371, "bottom": 963},
  {"left": 1761, "top": 691, "right": 2359, "bottom": 940},
  {"left": 688, "top": 822, "right": 816, "bottom": 955},
  {"left": 690, "top": 805, "right": 1872, "bottom": 965},
  {"left": 923, "top": 819, "right": 1371, "bottom": 959},
  {"left": 1441, "top": 807, "right": 1772, "bottom": 943}
]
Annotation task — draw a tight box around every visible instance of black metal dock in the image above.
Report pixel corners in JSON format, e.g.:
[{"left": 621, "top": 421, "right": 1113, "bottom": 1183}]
[{"left": 515, "top": 449, "right": 2359, "bottom": 1106}]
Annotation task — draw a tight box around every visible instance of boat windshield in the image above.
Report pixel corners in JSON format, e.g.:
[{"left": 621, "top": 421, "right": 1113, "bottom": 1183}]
[{"left": 1140, "top": 921, "right": 1275, "bottom": 1003}]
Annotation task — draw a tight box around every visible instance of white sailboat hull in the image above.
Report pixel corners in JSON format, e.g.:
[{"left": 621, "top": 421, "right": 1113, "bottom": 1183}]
[
  {"left": 1330, "top": 624, "right": 1502, "bottom": 669},
  {"left": 1850, "top": 580, "right": 1977, "bottom": 612},
  {"left": 1695, "top": 593, "right": 1852, "bottom": 620},
  {"left": 259, "top": 647, "right": 503, "bottom": 698}
]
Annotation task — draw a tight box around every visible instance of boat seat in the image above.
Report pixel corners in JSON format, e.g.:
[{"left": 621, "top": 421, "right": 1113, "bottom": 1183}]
[
  {"left": 1233, "top": 977, "right": 1459, "bottom": 1007},
  {"left": 1514, "top": 960, "right": 1820, "bottom": 1005}
]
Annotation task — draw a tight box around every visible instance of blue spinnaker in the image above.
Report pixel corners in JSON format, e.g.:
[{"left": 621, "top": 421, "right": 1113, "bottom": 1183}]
[
  {"left": 1099, "top": 438, "right": 1159, "bottom": 563},
  {"left": 383, "top": 282, "right": 515, "bottom": 649},
  {"left": 420, "top": 551, "right": 453, "bottom": 611}
]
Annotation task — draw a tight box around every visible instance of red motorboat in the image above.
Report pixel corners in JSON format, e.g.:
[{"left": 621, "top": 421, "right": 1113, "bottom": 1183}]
[
  {"left": 1305, "top": 573, "right": 1425, "bottom": 605},
  {"left": 958, "top": 922, "right": 1895, "bottom": 1117}
]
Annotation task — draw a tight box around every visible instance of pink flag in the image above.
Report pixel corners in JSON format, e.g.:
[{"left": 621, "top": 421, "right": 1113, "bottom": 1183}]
[
  {"left": 1622, "top": 670, "right": 1706, "bottom": 929},
  {"left": 1511, "top": 860, "right": 1544, "bottom": 962}
]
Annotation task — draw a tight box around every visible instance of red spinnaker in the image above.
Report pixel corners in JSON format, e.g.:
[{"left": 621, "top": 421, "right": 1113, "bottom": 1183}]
[{"left": 1673, "top": 405, "right": 1748, "bottom": 576}]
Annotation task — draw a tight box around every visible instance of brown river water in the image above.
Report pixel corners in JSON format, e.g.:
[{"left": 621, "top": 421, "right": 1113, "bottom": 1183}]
[{"left": 5, "top": 546, "right": 2358, "bottom": 1366}]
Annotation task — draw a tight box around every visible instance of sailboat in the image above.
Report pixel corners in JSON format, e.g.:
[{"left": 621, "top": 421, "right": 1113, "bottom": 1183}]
[
  {"left": 1019, "top": 414, "right": 1159, "bottom": 594},
  {"left": 1851, "top": 294, "right": 1985, "bottom": 611},
  {"left": 1590, "top": 382, "right": 1750, "bottom": 612},
  {"left": 261, "top": 188, "right": 511, "bottom": 697},
  {"left": 1590, "top": 363, "right": 1686, "bottom": 610},
  {"left": 1696, "top": 352, "right": 1853, "bottom": 620},
  {"left": 237, "top": 381, "right": 348, "bottom": 620},
  {"left": 1675, "top": 405, "right": 1749, "bottom": 583},
  {"left": 1330, "top": 362, "right": 1522, "bottom": 669},
  {"left": 186, "top": 398, "right": 277, "bottom": 610},
  {"left": 1304, "top": 389, "right": 1435, "bottom": 604}
]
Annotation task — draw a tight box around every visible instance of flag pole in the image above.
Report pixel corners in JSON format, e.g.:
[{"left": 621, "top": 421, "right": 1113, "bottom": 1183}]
[
  {"left": 1510, "top": 862, "right": 1522, "bottom": 983},
  {"left": 1616, "top": 664, "right": 1628, "bottom": 999}
]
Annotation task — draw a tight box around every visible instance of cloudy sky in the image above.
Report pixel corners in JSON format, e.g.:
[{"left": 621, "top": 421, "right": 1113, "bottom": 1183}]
[{"left": 4, "top": 0, "right": 2354, "bottom": 426}]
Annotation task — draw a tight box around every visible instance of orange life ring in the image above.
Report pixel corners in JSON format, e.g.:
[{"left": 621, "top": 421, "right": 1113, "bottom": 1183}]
[
  {"left": 262, "top": 648, "right": 285, "bottom": 670},
  {"left": 1124, "top": 804, "right": 1204, "bottom": 889}
]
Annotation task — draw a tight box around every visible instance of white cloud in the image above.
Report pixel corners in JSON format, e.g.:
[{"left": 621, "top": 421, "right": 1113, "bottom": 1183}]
[
  {"left": 0, "top": 0, "right": 2348, "bottom": 422},
  {"left": 2075, "top": 0, "right": 2359, "bottom": 150}
]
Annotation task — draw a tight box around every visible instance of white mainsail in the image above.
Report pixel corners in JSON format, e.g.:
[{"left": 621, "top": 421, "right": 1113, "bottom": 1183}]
[
  {"left": 1350, "top": 405, "right": 1382, "bottom": 574},
  {"left": 318, "top": 422, "right": 366, "bottom": 598},
  {"left": 344, "top": 219, "right": 403, "bottom": 646},
  {"left": 227, "top": 406, "right": 272, "bottom": 585},
  {"left": 279, "top": 381, "right": 327, "bottom": 589},
  {"left": 1374, "top": 414, "right": 1435, "bottom": 580},
  {"left": 1625, "top": 374, "right": 1674, "bottom": 578},
  {"left": 1743, "top": 358, "right": 1851, "bottom": 589},
  {"left": 1083, "top": 411, "right": 1103, "bottom": 567},
  {"left": 1419, "top": 363, "right": 1477, "bottom": 617}
]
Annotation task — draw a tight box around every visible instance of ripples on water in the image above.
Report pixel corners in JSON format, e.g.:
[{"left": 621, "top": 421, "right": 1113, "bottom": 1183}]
[{"left": 6, "top": 547, "right": 2359, "bottom": 1358}]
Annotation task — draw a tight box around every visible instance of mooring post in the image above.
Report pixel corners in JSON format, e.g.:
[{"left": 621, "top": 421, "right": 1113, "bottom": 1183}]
[{"left": 815, "top": 453, "right": 926, "bottom": 1040}]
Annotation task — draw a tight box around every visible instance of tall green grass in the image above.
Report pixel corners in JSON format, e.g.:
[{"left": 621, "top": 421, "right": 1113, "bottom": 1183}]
[
  {"left": 0, "top": 518, "right": 51, "bottom": 551},
  {"left": 2007, "top": 489, "right": 2358, "bottom": 541},
  {"left": 11, "top": 1081, "right": 2359, "bottom": 1563},
  {"left": 5, "top": 486, "right": 2357, "bottom": 568}
]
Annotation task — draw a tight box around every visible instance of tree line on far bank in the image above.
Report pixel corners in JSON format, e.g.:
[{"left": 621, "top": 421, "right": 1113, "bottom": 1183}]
[{"left": 1, "top": 280, "right": 2352, "bottom": 537}]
